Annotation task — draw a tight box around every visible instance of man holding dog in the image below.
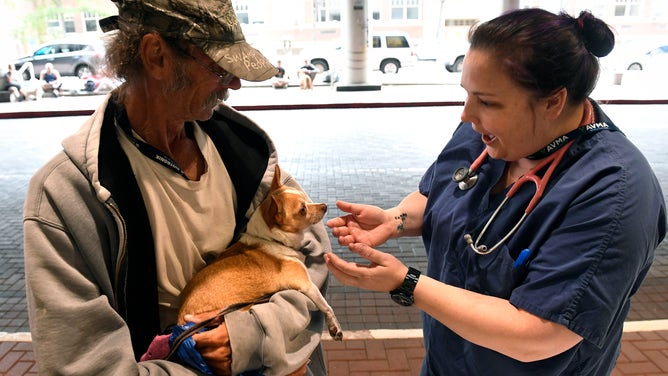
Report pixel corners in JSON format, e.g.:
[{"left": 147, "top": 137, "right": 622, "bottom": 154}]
[{"left": 23, "top": 0, "right": 331, "bottom": 375}]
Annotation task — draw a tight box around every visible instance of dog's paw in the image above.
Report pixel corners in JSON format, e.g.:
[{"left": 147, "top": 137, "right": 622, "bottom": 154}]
[{"left": 329, "top": 326, "right": 343, "bottom": 341}]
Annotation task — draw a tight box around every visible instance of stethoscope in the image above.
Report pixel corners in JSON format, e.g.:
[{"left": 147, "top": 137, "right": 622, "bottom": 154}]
[
  {"left": 454, "top": 140, "right": 575, "bottom": 255},
  {"left": 452, "top": 149, "right": 489, "bottom": 190}
]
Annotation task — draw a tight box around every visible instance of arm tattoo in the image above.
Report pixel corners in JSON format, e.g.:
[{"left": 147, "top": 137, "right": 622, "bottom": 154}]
[{"left": 395, "top": 213, "right": 407, "bottom": 232}]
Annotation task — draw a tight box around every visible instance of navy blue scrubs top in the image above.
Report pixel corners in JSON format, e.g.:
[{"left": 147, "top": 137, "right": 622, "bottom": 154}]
[{"left": 417, "top": 101, "right": 666, "bottom": 375}]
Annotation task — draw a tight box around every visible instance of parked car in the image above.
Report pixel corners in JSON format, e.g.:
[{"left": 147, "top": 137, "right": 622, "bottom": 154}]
[
  {"left": 444, "top": 54, "right": 466, "bottom": 72},
  {"left": 441, "top": 42, "right": 469, "bottom": 73},
  {"left": 12, "top": 38, "right": 106, "bottom": 80},
  {"left": 308, "top": 32, "right": 418, "bottom": 75},
  {"left": 412, "top": 40, "right": 468, "bottom": 73},
  {"left": 625, "top": 44, "right": 668, "bottom": 71}
]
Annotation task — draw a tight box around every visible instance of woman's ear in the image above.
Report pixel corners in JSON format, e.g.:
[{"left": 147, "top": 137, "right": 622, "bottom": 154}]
[
  {"left": 543, "top": 87, "right": 568, "bottom": 121},
  {"left": 139, "top": 34, "right": 171, "bottom": 80}
]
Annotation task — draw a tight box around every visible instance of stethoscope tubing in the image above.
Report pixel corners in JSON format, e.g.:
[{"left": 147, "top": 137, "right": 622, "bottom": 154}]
[{"left": 463, "top": 140, "right": 575, "bottom": 255}]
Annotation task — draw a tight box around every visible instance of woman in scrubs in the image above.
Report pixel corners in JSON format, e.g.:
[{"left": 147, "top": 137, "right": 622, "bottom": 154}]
[{"left": 325, "top": 8, "right": 666, "bottom": 375}]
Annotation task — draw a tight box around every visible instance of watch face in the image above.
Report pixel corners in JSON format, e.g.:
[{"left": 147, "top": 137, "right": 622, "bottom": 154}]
[{"left": 391, "top": 292, "right": 414, "bottom": 306}]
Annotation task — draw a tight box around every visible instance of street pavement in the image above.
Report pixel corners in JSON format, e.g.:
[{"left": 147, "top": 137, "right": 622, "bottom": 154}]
[{"left": 1, "top": 70, "right": 668, "bottom": 374}]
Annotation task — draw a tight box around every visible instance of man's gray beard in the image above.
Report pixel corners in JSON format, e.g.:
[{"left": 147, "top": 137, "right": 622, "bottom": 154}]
[{"left": 221, "top": 89, "right": 230, "bottom": 102}]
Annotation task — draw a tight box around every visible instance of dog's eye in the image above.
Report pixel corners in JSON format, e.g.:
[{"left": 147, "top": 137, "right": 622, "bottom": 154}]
[{"left": 300, "top": 205, "right": 307, "bottom": 216}]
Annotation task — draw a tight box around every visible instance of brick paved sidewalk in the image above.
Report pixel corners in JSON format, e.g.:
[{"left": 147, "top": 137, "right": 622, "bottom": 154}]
[{"left": 3, "top": 329, "right": 668, "bottom": 375}]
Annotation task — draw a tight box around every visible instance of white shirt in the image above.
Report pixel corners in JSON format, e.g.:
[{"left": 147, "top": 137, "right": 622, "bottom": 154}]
[{"left": 117, "top": 122, "right": 236, "bottom": 327}]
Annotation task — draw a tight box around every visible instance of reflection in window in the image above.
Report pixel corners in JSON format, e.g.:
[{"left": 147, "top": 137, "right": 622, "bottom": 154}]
[
  {"left": 615, "top": 0, "right": 640, "bottom": 17},
  {"left": 391, "top": 0, "right": 419, "bottom": 20},
  {"left": 315, "top": 0, "right": 341, "bottom": 22}
]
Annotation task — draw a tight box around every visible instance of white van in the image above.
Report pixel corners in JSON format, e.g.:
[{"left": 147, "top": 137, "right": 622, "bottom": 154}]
[{"left": 309, "top": 32, "right": 418, "bottom": 75}]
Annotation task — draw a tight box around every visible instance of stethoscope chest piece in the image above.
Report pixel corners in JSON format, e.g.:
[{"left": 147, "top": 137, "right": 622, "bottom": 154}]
[
  {"left": 452, "top": 166, "right": 478, "bottom": 190},
  {"left": 453, "top": 149, "right": 488, "bottom": 191}
]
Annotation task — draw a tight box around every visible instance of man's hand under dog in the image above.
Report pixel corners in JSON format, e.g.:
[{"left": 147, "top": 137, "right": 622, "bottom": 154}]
[
  {"left": 185, "top": 308, "right": 310, "bottom": 376},
  {"left": 186, "top": 311, "right": 233, "bottom": 376}
]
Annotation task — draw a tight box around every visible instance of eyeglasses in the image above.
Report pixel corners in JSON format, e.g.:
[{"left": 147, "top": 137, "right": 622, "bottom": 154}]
[{"left": 172, "top": 42, "right": 236, "bottom": 86}]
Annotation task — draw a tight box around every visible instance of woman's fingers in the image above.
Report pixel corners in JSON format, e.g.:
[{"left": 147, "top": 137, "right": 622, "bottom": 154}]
[
  {"left": 334, "top": 200, "right": 356, "bottom": 213},
  {"left": 349, "top": 243, "right": 386, "bottom": 264},
  {"left": 323, "top": 253, "right": 364, "bottom": 287},
  {"left": 324, "top": 245, "right": 404, "bottom": 292},
  {"left": 326, "top": 216, "right": 346, "bottom": 228}
]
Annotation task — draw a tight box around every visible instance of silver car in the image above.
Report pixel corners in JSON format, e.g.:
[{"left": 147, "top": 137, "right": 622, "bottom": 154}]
[
  {"left": 13, "top": 38, "right": 105, "bottom": 79},
  {"left": 626, "top": 44, "right": 668, "bottom": 71}
]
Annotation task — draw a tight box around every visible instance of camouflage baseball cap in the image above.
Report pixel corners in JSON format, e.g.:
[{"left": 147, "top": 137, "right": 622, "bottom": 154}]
[{"left": 99, "top": 0, "right": 277, "bottom": 82}]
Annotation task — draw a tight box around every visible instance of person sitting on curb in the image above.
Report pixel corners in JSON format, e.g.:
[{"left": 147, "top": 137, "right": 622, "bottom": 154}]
[
  {"left": 2, "top": 63, "right": 29, "bottom": 101},
  {"left": 272, "top": 60, "right": 289, "bottom": 89},
  {"left": 298, "top": 60, "right": 316, "bottom": 90},
  {"left": 39, "top": 63, "right": 63, "bottom": 97}
]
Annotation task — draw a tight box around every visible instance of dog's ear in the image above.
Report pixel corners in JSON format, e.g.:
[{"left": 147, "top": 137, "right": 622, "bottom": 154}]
[
  {"left": 261, "top": 192, "right": 281, "bottom": 228},
  {"left": 270, "top": 165, "right": 282, "bottom": 192}
]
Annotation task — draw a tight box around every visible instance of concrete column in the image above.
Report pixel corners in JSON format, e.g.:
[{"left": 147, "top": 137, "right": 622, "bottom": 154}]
[
  {"left": 502, "top": 0, "right": 520, "bottom": 12},
  {"left": 342, "top": 0, "right": 368, "bottom": 84},
  {"left": 337, "top": 0, "right": 380, "bottom": 91}
]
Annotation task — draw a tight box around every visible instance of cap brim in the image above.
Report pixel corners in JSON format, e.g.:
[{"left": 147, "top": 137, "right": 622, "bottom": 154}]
[{"left": 203, "top": 41, "right": 277, "bottom": 82}]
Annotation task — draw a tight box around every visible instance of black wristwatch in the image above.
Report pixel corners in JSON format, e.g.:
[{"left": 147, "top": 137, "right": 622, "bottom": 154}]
[{"left": 390, "top": 267, "right": 421, "bottom": 306}]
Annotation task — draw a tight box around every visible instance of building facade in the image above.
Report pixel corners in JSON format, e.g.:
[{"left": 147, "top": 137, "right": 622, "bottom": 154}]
[{"left": 1, "top": 0, "right": 666, "bottom": 63}]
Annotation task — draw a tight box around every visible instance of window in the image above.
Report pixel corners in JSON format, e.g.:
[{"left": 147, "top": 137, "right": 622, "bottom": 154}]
[
  {"left": 233, "top": 1, "right": 265, "bottom": 25},
  {"left": 648, "top": 45, "right": 668, "bottom": 57},
  {"left": 34, "top": 45, "right": 58, "bottom": 56},
  {"left": 372, "top": 35, "right": 409, "bottom": 48},
  {"left": 46, "top": 15, "right": 61, "bottom": 30},
  {"left": 64, "top": 15, "right": 75, "bottom": 33},
  {"left": 444, "top": 18, "right": 478, "bottom": 27},
  {"left": 615, "top": 0, "right": 641, "bottom": 16},
  {"left": 234, "top": 2, "right": 249, "bottom": 24},
  {"left": 315, "top": 0, "right": 341, "bottom": 23},
  {"left": 391, "top": 0, "right": 419, "bottom": 20},
  {"left": 369, "top": 0, "right": 380, "bottom": 20},
  {"left": 386, "top": 35, "right": 409, "bottom": 48},
  {"left": 84, "top": 11, "right": 100, "bottom": 32}
]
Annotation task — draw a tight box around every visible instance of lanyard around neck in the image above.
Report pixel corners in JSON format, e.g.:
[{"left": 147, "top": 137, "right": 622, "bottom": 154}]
[
  {"left": 527, "top": 102, "right": 619, "bottom": 160},
  {"left": 114, "top": 105, "right": 194, "bottom": 180}
]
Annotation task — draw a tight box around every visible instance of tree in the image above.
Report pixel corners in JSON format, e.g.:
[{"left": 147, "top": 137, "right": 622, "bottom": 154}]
[{"left": 11, "top": 0, "right": 115, "bottom": 47}]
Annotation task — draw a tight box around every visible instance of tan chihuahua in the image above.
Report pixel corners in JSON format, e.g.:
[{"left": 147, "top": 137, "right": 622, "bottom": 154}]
[{"left": 177, "top": 165, "right": 343, "bottom": 341}]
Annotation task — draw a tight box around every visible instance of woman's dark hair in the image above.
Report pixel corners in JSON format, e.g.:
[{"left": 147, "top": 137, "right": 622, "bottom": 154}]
[{"left": 468, "top": 8, "right": 615, "bottom": 103}]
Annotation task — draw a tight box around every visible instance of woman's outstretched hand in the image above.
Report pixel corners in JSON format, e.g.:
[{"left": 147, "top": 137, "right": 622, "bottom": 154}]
[
  {"left": 324, "top": 243, "right": 408, "bottom": 292},
  {"left": 326, "top": 200, "right": 397, "bottom": 248}
]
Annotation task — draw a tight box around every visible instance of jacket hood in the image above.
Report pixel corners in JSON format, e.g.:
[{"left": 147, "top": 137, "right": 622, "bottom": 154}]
[{"left": 62, "top": 94, "right": 113, "bottom": 204}]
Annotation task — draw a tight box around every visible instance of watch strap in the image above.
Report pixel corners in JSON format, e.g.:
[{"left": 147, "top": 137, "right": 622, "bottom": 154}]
[{"left": 390, "top": 266, "right": 421, "bottom": 306}]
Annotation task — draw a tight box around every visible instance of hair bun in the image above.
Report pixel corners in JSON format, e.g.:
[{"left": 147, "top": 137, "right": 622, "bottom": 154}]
[{"left": 575, "top": 11, "right": 615, "bottom": 57}]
